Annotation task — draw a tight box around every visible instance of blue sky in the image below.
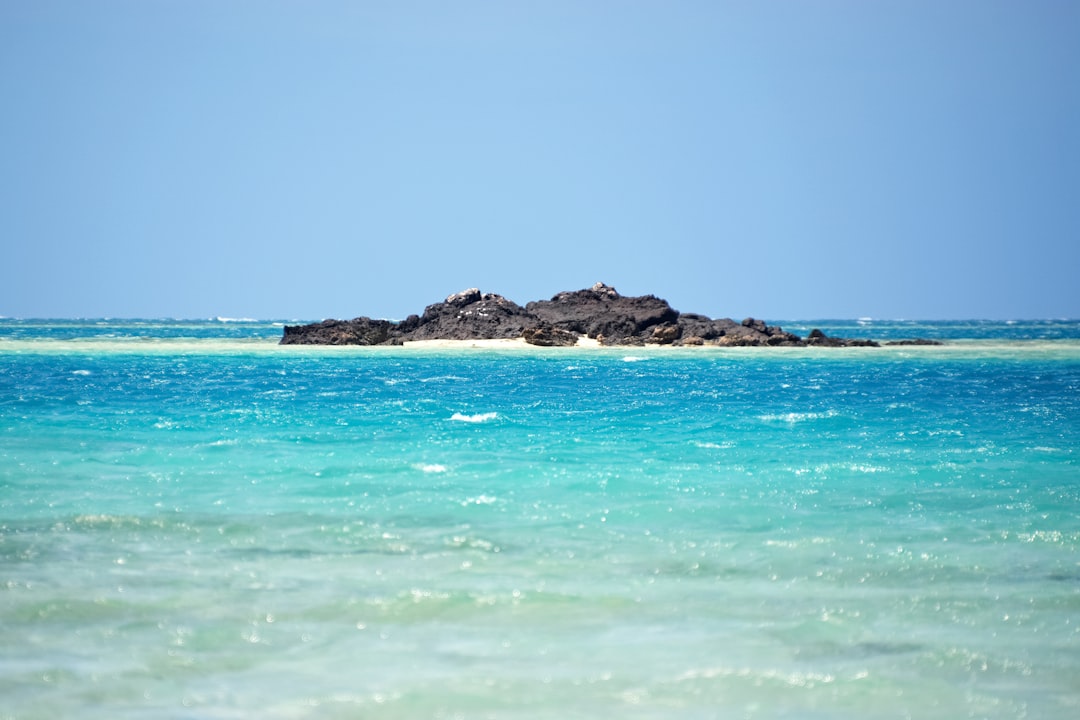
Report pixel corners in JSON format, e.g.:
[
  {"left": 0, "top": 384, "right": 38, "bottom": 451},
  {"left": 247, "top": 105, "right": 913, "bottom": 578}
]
[{"left": 2, "top": 1, "right": 1078, "bottom": 320}]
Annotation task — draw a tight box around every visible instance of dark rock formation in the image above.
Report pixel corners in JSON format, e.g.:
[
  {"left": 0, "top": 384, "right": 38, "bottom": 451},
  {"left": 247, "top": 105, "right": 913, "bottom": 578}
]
[
  {"left": 673, "top": 313, "right": 739, "bottom": 345},
  {"left": 885, "top": 338, "right": 944, "bottom": 346},
  {"left": 280, "top": 289, "right": 533, "bottom": 346},
  {"left": 805, "top": 328, "right": 881, "bottom": 348},
  {"left": 526, "top": 282, "right": 680, "bottom": 344},
  {"left": 281, "top": 283, "right": 890, "bottom": 348},
  {"left": 280, "top": 318, "right": 394, "bottom": 345},
  {"left": 522, "top": 325, "right": 579, "bottom": 347},
  {"left": 649, "top": 323, "right": 681, "bottom": 345},
  {"left": 705, "top": 318, "right": 806, "bottom": 347},
  {"left": 401, "top": 290, "right": 532, "bottom": 342}
]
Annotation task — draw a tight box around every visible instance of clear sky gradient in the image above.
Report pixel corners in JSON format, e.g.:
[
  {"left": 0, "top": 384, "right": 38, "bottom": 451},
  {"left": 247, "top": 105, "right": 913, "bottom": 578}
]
[{"left": 2, "top": 1, "right": 1078, "bottom": 320}]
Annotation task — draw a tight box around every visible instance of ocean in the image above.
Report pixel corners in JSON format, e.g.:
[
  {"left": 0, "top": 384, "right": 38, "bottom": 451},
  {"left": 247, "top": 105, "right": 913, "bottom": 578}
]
[{"left": 1, "top": 319, "right": 1078, "bottom": 719}]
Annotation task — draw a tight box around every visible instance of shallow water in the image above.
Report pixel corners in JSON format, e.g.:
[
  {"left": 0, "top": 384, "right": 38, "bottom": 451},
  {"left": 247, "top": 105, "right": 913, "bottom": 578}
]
[{"left": 2, "top": 322, "right": 1078, "bottom": 718}]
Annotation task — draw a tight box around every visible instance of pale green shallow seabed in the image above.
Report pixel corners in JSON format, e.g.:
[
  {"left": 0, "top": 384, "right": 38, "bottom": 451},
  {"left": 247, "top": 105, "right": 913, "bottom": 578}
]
[{"left": 1, "top": 320, "right": 1078, "bottom": 719}]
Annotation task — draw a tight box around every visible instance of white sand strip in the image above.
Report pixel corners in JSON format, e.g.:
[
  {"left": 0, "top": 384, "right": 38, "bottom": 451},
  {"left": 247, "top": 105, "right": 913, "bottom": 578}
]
[{"left": 400, "top": 336, "right": 601, "bottom": 349}]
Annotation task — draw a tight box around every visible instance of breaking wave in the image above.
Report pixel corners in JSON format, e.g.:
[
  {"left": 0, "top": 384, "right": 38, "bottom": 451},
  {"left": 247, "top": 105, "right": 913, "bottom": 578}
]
[{"left": 450, "top": 412, "right": 498, "bottom": 423}]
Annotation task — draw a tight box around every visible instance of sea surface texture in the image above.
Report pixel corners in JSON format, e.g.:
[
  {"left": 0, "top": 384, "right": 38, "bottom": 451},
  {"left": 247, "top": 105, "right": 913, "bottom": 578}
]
[{"left": 2, "top": 320, "right": 1078, "bottom": 719}]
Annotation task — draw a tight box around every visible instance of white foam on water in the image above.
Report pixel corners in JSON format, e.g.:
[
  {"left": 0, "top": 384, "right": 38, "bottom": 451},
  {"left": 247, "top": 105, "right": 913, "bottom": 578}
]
[
  {"left": 450, "top": 412, "right": 498, "bottom": 423},
  {"left": 758, "top": 410, "right": 839, "bottom": 423},
  {"left": 461, "top": 495, "right": 497, "bottom": 506},
  {"left": 71, "top": 369, "right": 92, "bottom": 375},
  {"left": 805, "top": 461, "right": 889, "bottom": 475},
  {"left": 418, "top": 464, "right": 448, "bottom": 473}
]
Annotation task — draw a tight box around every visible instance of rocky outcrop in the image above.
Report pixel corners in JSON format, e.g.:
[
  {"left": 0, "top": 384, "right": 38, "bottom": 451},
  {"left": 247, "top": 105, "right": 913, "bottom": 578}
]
[
  {"left": 521, "top": 325, "right": 580, "bottom": 347},
  {"left": 885, "top": 338, "right": 943, "bottom": 346},
  {"left": 280, "top": 283, "right": 894, "bottom": 347},
  {"left": 280, "top": 289, "right": 533, "bottom": 346},
  {"left": 396, "top": 290, "right": 532, "bottom": 342},
  {"left": 805, "top": 328, "right": 881, "bottom": 348},
  {"left": 280, "top": 318, "right": 393, "bottom": 345},
  {"left": 525, "top": 282, "right": 680, "bottom": 344}
]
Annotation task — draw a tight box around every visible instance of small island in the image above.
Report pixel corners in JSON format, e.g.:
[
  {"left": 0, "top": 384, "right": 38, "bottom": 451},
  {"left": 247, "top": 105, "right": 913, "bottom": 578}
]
[{"left": 281, "top": 282, "right": 939, "bottom": 348}]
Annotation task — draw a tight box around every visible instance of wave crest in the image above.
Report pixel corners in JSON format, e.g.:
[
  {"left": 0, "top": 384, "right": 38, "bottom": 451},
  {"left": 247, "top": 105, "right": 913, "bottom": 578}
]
[{"left": 450, "top": 412, "right": 498, "bottom": 423}]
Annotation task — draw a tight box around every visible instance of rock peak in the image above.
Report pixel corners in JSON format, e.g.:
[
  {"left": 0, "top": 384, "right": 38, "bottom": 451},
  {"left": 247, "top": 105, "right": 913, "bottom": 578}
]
[
  {"left": 445, "top": 288, "right": 482, "bottom": 306},
  {"left": 590, "top": 282, "right": 619, "bottom": 298}
]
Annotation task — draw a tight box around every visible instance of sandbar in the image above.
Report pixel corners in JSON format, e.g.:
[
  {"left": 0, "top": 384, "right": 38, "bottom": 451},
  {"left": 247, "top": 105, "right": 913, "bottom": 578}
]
[{"left": 401, "top": 336, "right": 602, "bottom": 349}]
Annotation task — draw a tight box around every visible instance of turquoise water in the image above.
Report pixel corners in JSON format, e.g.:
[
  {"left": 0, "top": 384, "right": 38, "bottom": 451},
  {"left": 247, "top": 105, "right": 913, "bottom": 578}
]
[{"left": 2, "top": 322, "right": 1079, "bottom": 718}]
